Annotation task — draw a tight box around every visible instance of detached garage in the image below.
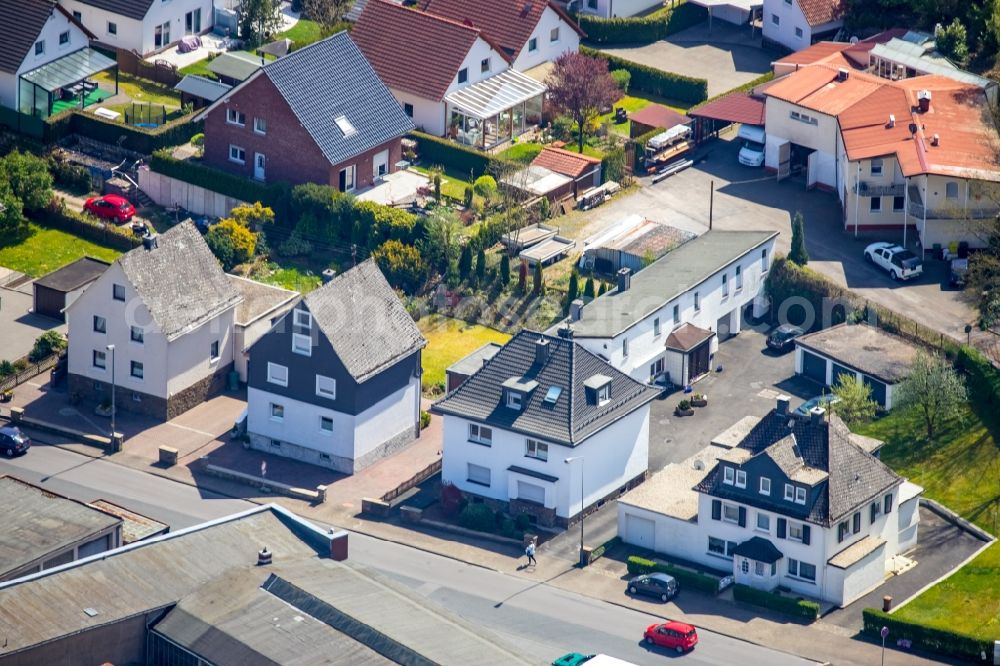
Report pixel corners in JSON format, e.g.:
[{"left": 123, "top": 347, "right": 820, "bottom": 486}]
[
  {"left": 793, "top": 323, "right": 920, "bottom": 410},
  {"left": 32, "top": 257, "right": 110, "bottom": 322}
]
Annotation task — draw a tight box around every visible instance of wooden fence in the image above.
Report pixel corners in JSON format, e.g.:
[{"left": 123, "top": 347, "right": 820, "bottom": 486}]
[
  {"left": 116, "top": 49, "right": 181, "bottom": 87},
  {"left": 0, "top": 354, "right": 60, "bottom": 393},
  {"left": 381, "top": 458, "right": 442, "bottom": 502}
]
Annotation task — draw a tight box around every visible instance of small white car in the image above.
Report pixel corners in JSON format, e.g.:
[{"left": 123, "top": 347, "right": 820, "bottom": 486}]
[{"left": 864, "top": 242, "right": 923, "bottom": 281}]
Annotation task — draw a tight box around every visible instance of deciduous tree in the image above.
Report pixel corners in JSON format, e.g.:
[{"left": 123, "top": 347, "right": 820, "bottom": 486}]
[
  {"left": 0, "top": 151, "right": 53, "bottom": 211},
  {"left": 831, "top": 375, "right": 878, "bottom": 425},
  {"left": 894, "top": 352, "right": 967, "bottom": 438},
  {"left": 301, "top": 0, "right": 351, "bottom": 33},
  {"left": 546, "top": 52, "right": 619, "bottom": 153},
  {"left": 372, "top": 239, "right": 426, "bottom": 293},
  {"left": 206, "top": 218, "right": 257, "bottom": 270},
  {"left": 238, "top": 0, "right": 283, "bottom": 46}
]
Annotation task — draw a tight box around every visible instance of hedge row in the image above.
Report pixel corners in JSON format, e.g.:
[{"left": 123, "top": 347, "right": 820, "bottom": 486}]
[
  {"left": 582, "top": 47, "right": 707, "bottom": 104},
  {"left": 626, "top": 555, "right": 720, "bottom": 595},
  {"left": 44, "top": 110, "right": 198, "bottom": 154},
  {"left": 732, "top": 584, "right": 820, "bottom": 622},
  {"left": 862, "top": 608, "right": 992, "bottom": 662},
  {"left": 409, "top": 131, "right": 498, "bottom": 178},
  {"left": 689, "top": 71, "right": 775, "bottom": 112},
  {"left": 955, "top": 345, "right": 1000, "bottom": 401},
  {"left": 579, "top": 2, "right": 708, "bottom": 45},
  {"left": 38, "top": 202, "right": 141, "bottom": 251}
]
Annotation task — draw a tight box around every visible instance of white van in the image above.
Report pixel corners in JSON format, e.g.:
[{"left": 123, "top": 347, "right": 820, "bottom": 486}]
[{"left": 737, "top": 124, "right": 766, "bottom": 167}]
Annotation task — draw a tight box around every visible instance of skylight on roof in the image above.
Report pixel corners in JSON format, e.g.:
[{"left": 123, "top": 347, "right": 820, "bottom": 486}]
[
  {"left": 334, "top": 114, "right": 356, "bottom": 138},
  {"left": 543, "top": 386, "right": 563, "bottom": 404}
]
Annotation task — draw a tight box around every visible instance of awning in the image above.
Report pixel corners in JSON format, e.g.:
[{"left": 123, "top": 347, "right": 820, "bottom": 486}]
[
  {"left": 175, "top": 75, "right": 232, "bottom": 102},
  {"left": 445, "top": 69, "right": 546, "bottom": 121},
  {"left": 732, "top": 536, "right": 783, "bottom": 564},
  {"left": 21, "top": 47, "right": 116, "bottom": 92}
]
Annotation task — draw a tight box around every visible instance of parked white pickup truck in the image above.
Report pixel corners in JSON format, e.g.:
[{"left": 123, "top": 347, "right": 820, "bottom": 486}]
[{"left": 864, "top": 242, "right": 923, "bottom": 281}]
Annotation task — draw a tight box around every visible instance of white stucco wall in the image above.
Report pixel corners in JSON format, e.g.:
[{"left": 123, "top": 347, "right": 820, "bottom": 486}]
[
  {"left": 60, "top": 0, "right": 213, "bottom": 55},
  {"left": 762, "top": 0, "right": 842, "bottom": 50},
  {"left": 165, "top": 309, "right": 235, "bottom": 396},
  {"left": 354, "top": 375, "right": 420, "bottom": 459},
  {"left": 441, "top": 405, "right": 650, "bottom": 519},
  {"left": 59, "top": 0, "right": 143, "bottom": 51},
  {"left": 575, "top": 0, "right": 663, "bottom": 18},
  {"left": 764, "top": 97, "right": 838, "bottom": 184},
  {"left": 3, "top": 10, "right": 90, "bottom": 112},
  {"left": 392, "top": 88, "right": 445, "bottom": 136},
  {"left": 511, "top": 6, "right": 580, "bottom": 72}
]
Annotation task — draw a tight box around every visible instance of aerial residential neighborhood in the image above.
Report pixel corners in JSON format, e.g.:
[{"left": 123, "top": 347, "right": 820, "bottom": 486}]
[{"left": 1, "top": 0, "right": 999, "bottom": 664}]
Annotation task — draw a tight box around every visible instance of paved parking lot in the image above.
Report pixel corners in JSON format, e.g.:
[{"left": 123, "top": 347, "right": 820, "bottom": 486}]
[
  {"left": 601, "top": 22, "right": 774, "bottom": 97},
  {"left": 0, "top": 283, "right": 63, "bottom": 363}
]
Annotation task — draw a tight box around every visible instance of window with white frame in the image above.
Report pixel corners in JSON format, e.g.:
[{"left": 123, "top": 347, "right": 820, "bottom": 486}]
[
  {"left": 294, "top": 309, "right": 312, "bottom": 329},
  {"left": 756, "top": 512, "right": 770, "bottom": 531},
  {"left": 598, "top": 383, "right": 610, "bottom": 403},
  {"left": 784, "top": 483, "right": 795, "bottom": 501},
  {"left": 870, "top": 196, "right": 882, "bottom": 213},
  {"left": 339, "top": 165, "right": 356, "bottom": 192},
  {"left": 319, "top": 415, "right": 333, "bottom": 433},
  {"left": 267, "top": 362, "right": 288, "bottom": 387},
  {"left": 210, "top": 340, "right": 220, "bottom": 361},
  {"left": 316, "top": 375, "right": 336, "bottom": 399},
  {"left": 480, "top": 57, "right": 491, "bottom": 73},
  {"left": 795, "top": 486, "right": 807, "bottom": 504},
  {"left": 528, "top": 37, "right": 537, "bottom": 51},
  {"left": 92, "top": 349, "right": 106, "bottom": 369},
  {"left": 467, "top": 463, "right": 491, "bottom": 486},
  {"left": 226, "top": 109, "right": 246, "bottom": 126},
  {"left": 469, "top": 423, "right": 492, "bottom": 445},
  {"left": 788, "top": 522, "right": 804, "bottom": 541},
  {"left": 708, "top": 537, "right": 737, "bottom": 557},
  {"left": 653, "top": 317, "right": 661, "bottom": 336},
  {"left": 253, "top": 117, "right": 267, "bottom": 134},
  {"left": 672, "top": 304, "right": 680, "bottom": 324},
  {"left": 870, "top": 158, "right": 883, "bottom": 176},
  {"left": 722, "top": 503, "right": 740, "bottom": 524},
  {"left": 292, "top": 333, "right": 311, "bottom": 356},
  {"left": 93, "top": 315, "right": 106, "bottom": 333},
  {"left": 59, "top": 31, "right": 70, "bottom": 46},
  {"left": 735, "top": 265, "right": 743, "bottom": 290},
  {"left": 130, "top": 326, "right": 143, "bottom": 344},
  {"left": 130, "top": 361, "right": 143, "bottom": 379},
  {"left": 34, "top": 41, "right": 45, "bottom": 56},
  {"left": 526, "top": 439, "right": 548, "bottom": 461},
  {"left": 229, "top": 145, "right": 246, "bottom": 164},
  {"left": 754, "top": 561, "right": 766, "bottom": 576},
  {"left": 506, "top": 391, "right": 522, "bottom": 410},
  {"left": 946, "top": 182, "right": 959, "bottom": 198},
  {"left": 550, "top": 27, "right": 560, "bottom": 42},
  {"left": 735, "top": 469, "right": 747, "bottom": 488},
  {"left": 788, "top": 558, "right": 816, "bottom": 581},
  {"left": 270, "top": 403, "right": 284, "bottom": 420},
  {"left": 759, "top": 476, "right": 771, "bottom": 495},
  {"left": 113, "top": 283, "right": 126, "bottom": 301},
  {"left": 723, "top": 466, "right": 735, "bottom": 485}
]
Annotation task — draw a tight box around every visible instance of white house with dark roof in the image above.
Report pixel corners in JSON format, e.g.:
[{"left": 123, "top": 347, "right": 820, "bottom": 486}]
[
  {"left": 618, "top": 396, "right": 923, "bottom": 606},
  {"left": 432, "top": 330, "right": 660, "bottom": 527},
  {"left": 554, "top": 230, "right": 778, "bottom": 388},
  {"left": 58, "top": 0, "right": 213, "bottom": 55},
  {"left": 245, "top": 260, "right": 427, "bottom": 473},
  {"left": 66, "top": 222, "right": 243, "bottom": 420}
]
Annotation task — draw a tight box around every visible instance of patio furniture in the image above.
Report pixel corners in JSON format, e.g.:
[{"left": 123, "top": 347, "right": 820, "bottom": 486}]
[
  {"left": 94, "top": 107, "right": 121, "bottom": 120},
  {"left": 178, "top": 36, "right": 202, "bottom": 53}
]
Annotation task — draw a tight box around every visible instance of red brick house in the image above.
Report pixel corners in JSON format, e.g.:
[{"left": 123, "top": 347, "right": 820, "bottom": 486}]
[{"left": 194, "top": 31, "right": 414, "bottom": 191}]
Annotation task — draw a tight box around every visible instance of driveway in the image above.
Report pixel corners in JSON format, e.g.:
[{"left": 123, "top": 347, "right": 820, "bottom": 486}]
[
  {"left": 0, "top": 283, "right": 64, "bottom": 363},
  {"left": 600, "top": 21, "right": 774, "bottom": 97}
]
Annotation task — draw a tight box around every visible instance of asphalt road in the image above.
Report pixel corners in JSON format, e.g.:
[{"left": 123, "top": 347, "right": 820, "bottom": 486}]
[{"left": 0, "top": 441, "right": 816, "bottom": 666}]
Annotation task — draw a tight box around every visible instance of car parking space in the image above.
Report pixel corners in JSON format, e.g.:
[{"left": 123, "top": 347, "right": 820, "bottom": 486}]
[{"left": 0, "top": 284, "right": 64, "bottom": 363}]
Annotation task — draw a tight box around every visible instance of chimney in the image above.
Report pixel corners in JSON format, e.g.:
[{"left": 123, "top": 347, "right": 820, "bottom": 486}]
[
  {"left": 558, "top": 324, "right": 574, "bottom": 339},
  {"left": 257, "top": 547, "right": 272, "bottom": 566},
  {"left": 776, "top": 395, "right": 790, "bottom": 415},
  {"left": 887, "top": 114, "right": 895, "bottom": 128},
  {"left": 570, "top": 298, "right": 584, "bottom": 322},
  {"left": 534, "top": 337, "right": 550, "bottom": 365},
  {"left": 917, "top": 90, "right": 932, "bottom": 113},
  {"left": 330, "top": 530, "right": 348, "bottom": 561},
  {"left": 837, "top": 68, "right": 849, "bottom": 82},
  {"left": 141, "top": 233, "right": 157, "bottom": 251},
  {"left": 616, "top": 267, "right": 632, "bottom": 293},
  {"left": 321, "top": 268, "right": 337, "bottom": 284},
  {"left": 931, "top": 133, "right": 940, "bottom": 147},
  {"left": 809, "top": 406, "right": 825, "bottom": 425}
]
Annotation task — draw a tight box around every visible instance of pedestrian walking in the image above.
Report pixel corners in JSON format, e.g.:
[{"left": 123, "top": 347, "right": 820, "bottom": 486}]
[{"left": 525, "top": 540, "right": 536, "bottom": 566}]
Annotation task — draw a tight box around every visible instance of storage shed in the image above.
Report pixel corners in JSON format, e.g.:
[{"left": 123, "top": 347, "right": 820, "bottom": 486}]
[{"left": 32, "top": 256, "right": 109, "bottom": 321}]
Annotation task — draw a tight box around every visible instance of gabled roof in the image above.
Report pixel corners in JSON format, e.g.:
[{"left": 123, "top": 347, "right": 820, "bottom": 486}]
[
  {"left": 796, "top": 0, "right": 845, "bottom": 28},
  {"left": 418, "top": 0, "right": 585, "bottom": 61},
  {"left": 33, "top": 256, "right": 109, "bottom": 292},
  {"left": 196, "top": 32, "right": 414, "bottom": 167},
  {"left": 696, "top": 410, "right": 901, "bottom": 526},
  {"left": 67, "top": 0, "right": 152, "bottom": 20},
  {"left": 206, "top": 51, "right": 262, "bottom": 82},
  {"left": 628, "top": 104, "right": 690, "bottom": 131},
  {"left": 115, "top": 221, "right": 241, "bottom": 342},
  {"left": 665, "top": 323, "right": 714, "bottom": 353},
  {"left": 531, "top": 146, "right": 602, "bottom": 179},
  {"left": 303, "top": 260, "right": 426, "bottom": 383},
  {"left": 352, "top": 0, "right": 509, "bottom": 102},
  {"left": 0, "top": 0, "right": 55, "bottom": 74},
  {"left": 431, "top": 330, "right": 659, "bottom": 445}
]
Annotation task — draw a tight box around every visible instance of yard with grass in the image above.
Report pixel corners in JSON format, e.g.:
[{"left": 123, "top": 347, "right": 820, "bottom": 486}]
[
  {"left": 93, "top": 71, "right": 182, "bottom": 108},
  {"left": 412, "top": 165, "right": 474, "bottom": 203},
  {"left": 856, "top": 395, "right": 1000, "bottom": 641},
  {"left": 418, "top": 314, "right": 511, "bottom": 390},
  {"left": 0, "top": 223, "right": 120, "bottom": 277},
  {"left": 497, "top": 142, "right": 545, "bottom": 163},
  {"left": 275, "top": 18, "right": 324, "bottom": 48},
  {"left": 248, "top": 261, "right": 323, "bottom": 293}
]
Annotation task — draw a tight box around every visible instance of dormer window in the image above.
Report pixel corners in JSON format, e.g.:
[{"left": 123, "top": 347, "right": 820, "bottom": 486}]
[
  {"left": 598, "top": 383, "right": 610, "bottom": 403},
  {"left": 723, "top": 466, "right": 735, "bottom": 485},
  {"left": 735, "top": 469, "right": 747, "bottom": 488},
  {"left": 584, "top": 374, "right": 612, "bottom": 406},
  {"left": 506, "top": 390, "right": 522, "bottom": 410},
  {"left": 795, "top": 487, "right": 807, "bottom": 504},
  {"left": 784, "top": 483, "right": 795, "bottom": 501}
]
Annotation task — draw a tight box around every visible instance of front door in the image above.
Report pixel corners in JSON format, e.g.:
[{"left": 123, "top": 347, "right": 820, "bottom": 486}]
[
  {"left": 254, "top": 153, "right": 265, "bottom": 181},
  {"left": 688, "top": 340, "right": 711, "bottom": 380},
  {"left": 185, "top": 9, "right": 202, "bottom": 34}
]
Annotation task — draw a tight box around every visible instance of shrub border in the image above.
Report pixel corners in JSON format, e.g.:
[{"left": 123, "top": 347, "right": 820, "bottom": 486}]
[
  {"left": 626, "top": 555, "right": 721, "bottom": 595},
  {"left": 862, "top": 608, "right": 992, "bottom": 662},
  {"left": 582, "top": 47, "right": 707, "bottom": 105},
  {"left": 732, "top": 583, "right": 820, "bottom": 622}
]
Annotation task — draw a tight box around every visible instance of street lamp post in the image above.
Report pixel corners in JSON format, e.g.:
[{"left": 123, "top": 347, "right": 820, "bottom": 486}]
[
  {"left": 880, "top": 625, "right": 889, "bottom": 666},
  {"left": 106, "top": 344, "right": 116, "bottom": 438},
  {"left": 564, "top": 456, "right": 584, "bottom": 565}
]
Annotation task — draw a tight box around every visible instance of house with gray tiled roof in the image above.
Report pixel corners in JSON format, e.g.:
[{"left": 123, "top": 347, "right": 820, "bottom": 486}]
[
  {"left": 618, "top": 396, "right": 923, "bottom": 607},
  {"left": 245, "top": 260, "right": 427, "bottom": 474},
  {"left": 194, "top": 31, "right": 414, "bottom": 191},
  {"left": 432, "top": 330, "right": 659, "bottom": 527}
]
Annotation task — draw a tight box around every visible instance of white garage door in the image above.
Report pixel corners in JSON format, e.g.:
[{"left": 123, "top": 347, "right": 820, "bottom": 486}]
[
  {"left": 625, "top": 514, "right": 655, "bottom": 549},
  {"left": 517, "top": 480, "right": 545, "bottom": 505}
]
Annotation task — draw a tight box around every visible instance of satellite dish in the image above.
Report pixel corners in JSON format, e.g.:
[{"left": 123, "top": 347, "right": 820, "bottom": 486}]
[
  {"left": 692, "top": 459, "right": 705, "bottom": 471},
  {"left": 850, "top": 36, "right": 859, "bottom": 44}
]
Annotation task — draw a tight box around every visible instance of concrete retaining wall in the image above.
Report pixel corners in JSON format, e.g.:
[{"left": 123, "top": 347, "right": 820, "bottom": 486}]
[
  {"left": 203, "top": 463, "right": 324, "bottom": 503},
  {"left": 138, "top": 167, "right": 246, "bottom": 218}
]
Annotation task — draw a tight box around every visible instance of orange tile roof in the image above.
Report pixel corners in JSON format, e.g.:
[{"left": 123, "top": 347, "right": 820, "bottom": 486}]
[
  {"left": 797, "top": 0, "right": 845, "bottom": 27},
  {"left": 767, "top": 64, "right": 999, "bottom": 181},
  {"left": 628, "top": 103, "right": 689, "bottom": 130},
  {"left": 532, "top": 146, "right": 601, "bottom": 178}
]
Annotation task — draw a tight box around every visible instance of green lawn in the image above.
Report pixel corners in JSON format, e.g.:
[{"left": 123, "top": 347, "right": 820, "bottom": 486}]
[
  {"left": 497, "top": 142, "right": 544, "bottom": 164},
  {"left": 276, "top": 18, "right": 324, "bottom": 47},
  {"left": 856, "top": 402, "right": 1000, "bottom": 640},
  {"left": 0, "top": 224, "right": 121, "bottom": 277},
  {"left": 178, "top": 58, "right": 217, "bottom": 79},
  {"left": 418, "top": 314, "right": 511, "bottom": 389},
  {"left": 93, "top": 71, "right": 181, "bottom": 107},
  {"left": 251, "top": 262, "right": 323, "bottom": 293},
  {"left": 412, "top": 165, "right": 474, "bottom": 203}
]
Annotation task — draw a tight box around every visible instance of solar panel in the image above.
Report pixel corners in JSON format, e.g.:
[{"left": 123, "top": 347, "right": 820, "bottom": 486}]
[{"left": 544, "top": 386, "right": 562, "bottom": 404}]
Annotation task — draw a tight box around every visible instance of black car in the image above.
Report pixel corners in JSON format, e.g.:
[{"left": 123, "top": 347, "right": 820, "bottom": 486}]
[
  {"left": 0, "top": 426, "right": 30, "bottom": 457},
  {"left": 766, "top": 324, "right": 804, "bottom": 352},
  {"left": 627, "top": 572, "right": 678, "bottom": 602}
]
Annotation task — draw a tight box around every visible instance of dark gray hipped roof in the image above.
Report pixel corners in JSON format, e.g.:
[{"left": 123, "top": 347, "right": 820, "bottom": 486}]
[
  {"left": 259, "top": 31, "right": 414, "bottom": 167},
  {"left": 432, "top": 330, "right": 660, "bottom": 445},
  {"left": 568, "top": 230, "right": 778, "bottom": 338},
  {"left": 304, "top": 260, "right": 425, "bottom": 383},
  {"left": 70, "top": 0, "right": 152, "bottom": 20},
  {"left": 117, "top": 221, "right": 241, "bottom": 342},
  {"left": 0, "top": 0, "right": 57, "bottom": 73},
  {"left": 696, "top": 410, "right": 900, "bottom": 526},
  {"left": 34, "top": 256, "right": 109, "bottom": 292}
]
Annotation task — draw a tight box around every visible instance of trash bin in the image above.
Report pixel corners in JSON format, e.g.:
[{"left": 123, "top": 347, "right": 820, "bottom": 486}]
[
  {"left": 227, "top": 370, "right": 240, "bottom": 392},
  {"left": 883, "top": 595, "right": 893, "bottom": 612}
]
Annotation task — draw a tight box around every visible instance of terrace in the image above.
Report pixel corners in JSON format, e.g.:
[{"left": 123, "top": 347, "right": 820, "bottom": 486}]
[
  {"left": 19, "top": 47, "right": 118, "bottom": 119},
  {"left": 445, "top": 70, "right": 546, "bottom": 151}
]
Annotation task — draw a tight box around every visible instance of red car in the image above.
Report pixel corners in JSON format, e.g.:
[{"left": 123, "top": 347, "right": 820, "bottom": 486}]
[
  {"left": 644, "top": 621, "right": 698, "bottom": 654},
  {"left": 84, "top": 194, "right": 136, "bottom": 223}
]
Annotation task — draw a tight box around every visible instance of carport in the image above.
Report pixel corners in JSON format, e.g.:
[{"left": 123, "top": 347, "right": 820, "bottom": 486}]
[{"left": 687, "top": 90, "right": 766, "bottom": 143}]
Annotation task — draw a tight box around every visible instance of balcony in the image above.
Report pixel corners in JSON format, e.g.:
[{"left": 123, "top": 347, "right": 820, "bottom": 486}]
[
  {"left": 906, "top": 184, "right": 999, "bottom": 220},
  {"left": 855, "top": 181, "right": 904, "bottom": 197}
]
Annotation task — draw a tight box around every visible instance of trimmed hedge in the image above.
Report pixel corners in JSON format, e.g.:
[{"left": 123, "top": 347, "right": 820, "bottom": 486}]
[
  {"left": 410, "top": 131, "right": 497, "bottom": 178},
  {"left": 732, "top": 584, "right": 820, "bottom": 621},
  {"left": 862, "top": 608, "right": 992, "bottom": 662},
  {"left": 44, "top": 110, "right": 198, "bottom": 154},
  {"left": 626, "top": 555, "right": 720, "bottom": 595},
  {"left": 579, "top": 2, "right": 708, "bottom": 45},
  {"left": 582, "top": 47, "right": 707, "bottom": 104},
  {"left": 689, "top": 71, "right": 776, "bottom": 112},
  {"left": 955, "top": 345, "right": 1000, "bottom": 403},
  {"left": 39, "top": 202, "right": 141, "bottom": 251}
]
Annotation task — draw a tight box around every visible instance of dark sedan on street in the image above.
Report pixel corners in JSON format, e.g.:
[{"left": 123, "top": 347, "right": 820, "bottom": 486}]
[
  {"left": 626, "top": 572, "right": 678, "bottom": 602},
  {"left": 0, "top": 426, "right": 30, "bottom": 457}
]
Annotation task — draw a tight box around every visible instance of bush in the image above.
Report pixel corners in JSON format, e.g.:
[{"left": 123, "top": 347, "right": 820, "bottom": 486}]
[
  {"left": 276, "top": 230, "right": 313, "bottom": 257},
  {"left": 38, "top": 200, "right": 141, "bottom": 251},
  {"left": 626, "top": 556, "right": 721, "bottom": 595},
  {"left": 371, "top": 239, "right": 426, "bottom": 293},
  {"left": 677, "top": 399, "right": 691, "bottom": 410},
  {"left": 582, "top": 47, "right": 707, "bottom": 104},
  {"left": 0, "top": 360, "right": 14, "bottom": 378},
  {"left": 206, "top": 218, "right": 257, "bottom": 270},
  {"left": 419, "top": 410, "right": 431, "bottom": 429},
  {"left": 956, "top": 345, "right": 1000, "bottom": 404},
  {"left": 610, "top": 68, "right": 631, "bottom": 93},
  {"left": 29, "top": 330, "right": 67, "bottom": 363},
  {"left": 410, "top": 131, "right": 496, "bottom": 177},
  {"left": 46, "top": 110, "right": 198, "bottom": 154},
  {"left": 355, "top": 199, "right": 418, "bottom": 246},
  {"left": 191, "top": 132, "right": 205, "bottom": 146},
  {"left": 861, "top": 608, "right": 992, "bottom": 662},
  {"left": 578, "top": 3, "right": 708, "bottom": 44},
  {"left": 48, "top": 155, "right": 92, "bottom": 193},
  {"left": 458, "top": 503, "right": 496, "bottom": 532},
  {"left": 514, "top": 513, "right": 531, "bottom": 531},
  {"left": 733, "top": 584, "right": 820, "bottom": 621},
  {"left": 473, "top": 175, "right": 498, "bottom": 199}
]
